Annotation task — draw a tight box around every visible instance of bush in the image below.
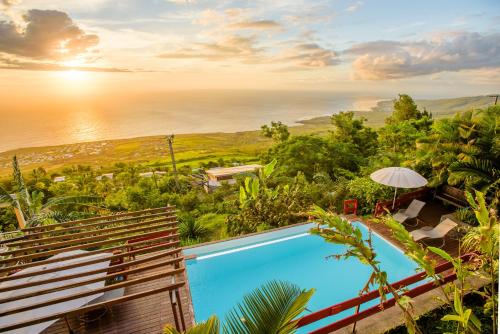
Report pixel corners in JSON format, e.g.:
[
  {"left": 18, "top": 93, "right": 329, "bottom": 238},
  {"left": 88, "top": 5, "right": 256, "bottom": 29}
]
[{"left": 346, "top": 177, "right": 393, "bottom": 214}]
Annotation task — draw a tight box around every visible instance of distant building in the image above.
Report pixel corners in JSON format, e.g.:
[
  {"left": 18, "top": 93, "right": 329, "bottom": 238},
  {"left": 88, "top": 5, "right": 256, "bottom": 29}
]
[
  {"left": 139, "top": 171, "right": 167, "bottom": 178},
  {"left": 204, "top": 164, "right": 261, "bottom": 191},
  {"left": 96, "top": 173, "right": 114, "bottom": 181},
  {"left": 53, "top": 176, "right": 66, "bottom": 183}
]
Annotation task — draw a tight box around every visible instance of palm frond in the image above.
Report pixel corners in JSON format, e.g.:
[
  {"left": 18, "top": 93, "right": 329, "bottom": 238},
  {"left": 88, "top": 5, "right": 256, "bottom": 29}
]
[
  {"left": 0, "top": 186, "right": 14, "bottom": 206},
  {"left": 164, "top": 316, "right": 219, "bottom": 334},
  {"left": 223, "top": 280, "right": 314, "bottom": 334}
]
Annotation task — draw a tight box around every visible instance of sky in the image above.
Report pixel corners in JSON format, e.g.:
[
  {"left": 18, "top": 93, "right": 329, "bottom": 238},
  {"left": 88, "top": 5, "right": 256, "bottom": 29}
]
[{"left": 0, "top": 0, "right": 499, "bottom": 98}]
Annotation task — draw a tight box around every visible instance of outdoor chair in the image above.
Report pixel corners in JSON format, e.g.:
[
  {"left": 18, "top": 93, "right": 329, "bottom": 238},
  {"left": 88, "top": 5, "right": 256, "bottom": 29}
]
[
  {"left": 410, "top": 218, "right": 458, "bottom": 247},
  {"left": 393, "top": 199, "right": 426, "bottom": 227}
]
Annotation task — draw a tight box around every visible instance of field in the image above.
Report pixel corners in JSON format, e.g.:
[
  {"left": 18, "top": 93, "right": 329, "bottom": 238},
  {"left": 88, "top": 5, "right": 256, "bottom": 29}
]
[{"left": 0, "top": 95, "right": 494, "bottom": 178}]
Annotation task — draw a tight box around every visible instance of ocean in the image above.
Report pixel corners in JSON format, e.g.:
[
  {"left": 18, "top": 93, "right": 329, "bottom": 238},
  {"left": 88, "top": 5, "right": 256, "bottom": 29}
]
[{"left": 0, "top": 90, "right": 382, "bottom": 152}]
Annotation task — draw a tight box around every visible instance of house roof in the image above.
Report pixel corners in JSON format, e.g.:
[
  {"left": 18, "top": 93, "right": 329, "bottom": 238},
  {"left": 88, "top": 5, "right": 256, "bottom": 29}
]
[{"left": 205, "top": 164, "right": 262, "bottom": 178}]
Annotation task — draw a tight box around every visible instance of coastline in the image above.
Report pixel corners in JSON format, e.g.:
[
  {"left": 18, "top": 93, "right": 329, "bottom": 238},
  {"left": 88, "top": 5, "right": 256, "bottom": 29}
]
[{"left": 0, "top": 95, "right": 493, "bottom": 177}]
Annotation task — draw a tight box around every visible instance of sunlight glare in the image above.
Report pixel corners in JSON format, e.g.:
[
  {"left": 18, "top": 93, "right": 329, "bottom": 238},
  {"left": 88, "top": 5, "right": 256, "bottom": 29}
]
[{"left": 60, "top": 69, "right": 88, "bottom": 81}]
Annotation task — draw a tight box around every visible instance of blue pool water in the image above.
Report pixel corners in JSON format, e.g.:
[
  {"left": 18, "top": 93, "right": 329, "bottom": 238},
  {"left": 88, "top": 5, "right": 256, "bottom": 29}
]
[{"left": 185, "top": 222, "right": 418, "bottom": 332}]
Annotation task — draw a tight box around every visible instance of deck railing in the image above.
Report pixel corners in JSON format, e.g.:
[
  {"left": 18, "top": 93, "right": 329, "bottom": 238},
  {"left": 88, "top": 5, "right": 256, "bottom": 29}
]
[{"left": 296, "top": 253, "right": 473, "bottom": 334}]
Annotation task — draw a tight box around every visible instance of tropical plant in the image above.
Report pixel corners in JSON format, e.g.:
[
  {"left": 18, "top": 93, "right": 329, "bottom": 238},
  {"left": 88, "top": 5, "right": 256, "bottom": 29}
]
[
  {"left": 461, "top": 190, "right": 498, "bottom": 332},
  {"left": 164, "top": 316, "right": 219, "bottom": 334},
  {"left": 227, "top": 160, "right": 309, "bottom": 235},
  {"left": 8, "top": 156, "right": 103, "bottom": 227},
  {"left": 163, "top": 280, "right": 314, "bottom": 334},
  {"left": 178, "top": 213, "right": 210, "bottom": 242},
  {"left": 380, "top": 189, "right": 498, "bottom": 334},
  {"left": 416, "top": 106, "right": 499, "bottom": 193},
  {"left": 310, "top": 206, "right": 422, "bottom": 334}
]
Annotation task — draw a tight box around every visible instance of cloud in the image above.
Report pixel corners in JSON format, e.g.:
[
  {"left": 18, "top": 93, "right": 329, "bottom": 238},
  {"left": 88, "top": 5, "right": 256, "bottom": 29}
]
[
  {"left": 159, "top": 35, "right": 339, "bottom": 72},
  {"left": 0, "top": 9, "right": 99, "bottom": 60},
  {"left": 0, "top": 55, "right": 130, "bottom": 71},
  {"left": 346, "top": 1, "right": 364, "bottom": 12},
  {"left": 348, "top": 32, "right": 500, "bottom": 80},
  {"left": 1, "top": 0, "right": 20, "bottom": 8},
  {"left": 229, "top": 20, "right": 282, "bottom": 30},
  {"left": 277, "top": 43, "right": 338, "bottom": 69},
  {"left": 158, "top": 35, "right": 261, "bottom": 61}
]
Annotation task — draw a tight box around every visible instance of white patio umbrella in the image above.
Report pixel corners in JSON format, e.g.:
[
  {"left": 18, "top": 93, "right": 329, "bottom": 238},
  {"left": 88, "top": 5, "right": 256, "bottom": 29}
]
[{"left": 370, "top": 167, "right": 428, "bottom": 209}]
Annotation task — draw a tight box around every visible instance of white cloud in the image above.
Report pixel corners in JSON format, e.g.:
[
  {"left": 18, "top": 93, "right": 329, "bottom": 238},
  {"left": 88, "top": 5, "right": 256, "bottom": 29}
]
[
  {"left": 345, "top": 1, "right": 363, "bottom": 12},
  {"left": 348, "top": 31, "right": 500, "bottom": 79}
]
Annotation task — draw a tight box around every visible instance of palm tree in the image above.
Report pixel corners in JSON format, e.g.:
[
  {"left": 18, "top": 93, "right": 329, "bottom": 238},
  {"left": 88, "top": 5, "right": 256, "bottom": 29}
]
[
  {"left": 164, "top": 280, "right": 314, "bottom": 334},
  {"left": 416, "top": 106, "right": 499, "bottom": 194},
  {"left": 9, "top": 156, "right": 103, "bottom": 227}
]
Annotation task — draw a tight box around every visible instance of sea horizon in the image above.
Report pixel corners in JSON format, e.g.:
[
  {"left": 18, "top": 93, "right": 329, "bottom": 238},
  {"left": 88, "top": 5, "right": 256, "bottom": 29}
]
[{"left": 0, "top": 90, "right": 386, "bottom": 153}]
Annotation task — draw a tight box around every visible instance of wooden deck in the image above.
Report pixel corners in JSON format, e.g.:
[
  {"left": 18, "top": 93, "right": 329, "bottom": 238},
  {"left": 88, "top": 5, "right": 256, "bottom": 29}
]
[
  {"left": 42, "top": 252, "right": 194, "bottom": 334},
  {"left": 361, "top": 200, "right": 460, "bottom": 259}
]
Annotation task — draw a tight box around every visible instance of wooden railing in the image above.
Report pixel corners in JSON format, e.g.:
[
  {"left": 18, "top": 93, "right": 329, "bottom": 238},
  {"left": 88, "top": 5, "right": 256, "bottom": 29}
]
[{"left": 296, "top": 253, "right": 473, "bottom": 333}]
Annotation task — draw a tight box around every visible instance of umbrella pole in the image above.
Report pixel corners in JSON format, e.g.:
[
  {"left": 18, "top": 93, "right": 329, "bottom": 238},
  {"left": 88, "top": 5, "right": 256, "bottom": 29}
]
[{"left": 392, "top": 187, "right": 398, "bottom": 210}]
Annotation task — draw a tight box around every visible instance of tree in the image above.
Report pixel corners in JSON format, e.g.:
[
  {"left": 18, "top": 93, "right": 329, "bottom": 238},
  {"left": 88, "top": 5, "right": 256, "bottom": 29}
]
[
  {"left": 331, "top": 112, "right": 378, "bottom": 156},
  {"left": 164, "top": 280, "right": 314, "bottom": 334},
  {"left": 9, "top": 156, "right": 103, "bottom": 227},
  {"left": 386, "top": 94, "right": 427, "bottom": 123},
  {"left": 415, "top": 106, "right": 499, "bottom": 193},
  {"left": 261, "top": 121, "right": 290, "bottom": 142},
  {"left": 262, "top": 136, "right": 363, "bottom": 181}
]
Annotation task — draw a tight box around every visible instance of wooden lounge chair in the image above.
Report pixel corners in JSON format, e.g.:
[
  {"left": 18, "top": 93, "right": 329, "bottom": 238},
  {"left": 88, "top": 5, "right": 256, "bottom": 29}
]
[
  {"left": 393, "top": 199, "right": 426, "bottom": 227},
  {"left": 410, "top": 218, "right": 458, "bottom": 247}
]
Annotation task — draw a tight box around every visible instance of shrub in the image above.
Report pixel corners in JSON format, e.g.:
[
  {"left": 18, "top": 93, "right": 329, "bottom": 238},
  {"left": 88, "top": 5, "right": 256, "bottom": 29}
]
[{"left": 346, "top": 177, "right": 393, "bottom": 214}]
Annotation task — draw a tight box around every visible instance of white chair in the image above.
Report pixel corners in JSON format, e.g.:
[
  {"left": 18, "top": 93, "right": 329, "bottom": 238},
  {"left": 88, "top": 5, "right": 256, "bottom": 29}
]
[
  {"left": 410, "top": 218, "right": 458, "bottom": 247},
  {"left": 393, "top": 199, "right": 426, "bottom": 226}
]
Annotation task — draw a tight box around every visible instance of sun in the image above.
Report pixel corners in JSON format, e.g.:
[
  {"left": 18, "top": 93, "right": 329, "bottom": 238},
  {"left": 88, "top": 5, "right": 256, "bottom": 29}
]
[{"left": 60, "top": 69, "right": 88, "bottom": 81}]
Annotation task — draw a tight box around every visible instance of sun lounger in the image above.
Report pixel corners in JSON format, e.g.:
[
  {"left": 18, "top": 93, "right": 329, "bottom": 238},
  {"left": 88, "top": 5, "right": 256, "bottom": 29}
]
[
  {"left": 393, "top": 199, "right": 426, "bottom": 226},
  {"left": 410, "top": 218, "right": 458, "bottom": 247}
]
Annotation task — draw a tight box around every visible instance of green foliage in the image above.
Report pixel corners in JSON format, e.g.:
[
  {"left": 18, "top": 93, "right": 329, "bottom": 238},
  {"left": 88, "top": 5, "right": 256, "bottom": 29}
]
[
  {"left": 163, "top": 281, "right": 314, "bottom": 334},
  {"left": 346, "top": 177, "right": 393, "bottom": 214},
  {"left": 261, "top": 121, "right": 290, "bottom": 142},
  {"left": 416, "top": 106, "right": 499, "bottom": 193},
  {"left": 331, "top": 112, "right": 378, "bottom": 156},
  {"left": 382, "top": 190, "right": 498, "bottom": 334},
  {"left": 310, "top": 206, "right": 422, "bottom": 334},
  {"left": 261, "top": 135, "right": 363, "bottom": 181},
  {"left": 228, "top": 160, "right": 309, "bottom": 235},
  {"left": 178, "top": 213, "right": 211, "bottom": 244},
  {"left": 224, "top": 280, "right": 314, "bottom": 334},
  {"left": 387, "top": 94, "right": 430, "bottom": 123},
  {"left": 164, "top": 316, "right": 219, "bottom": 334}
]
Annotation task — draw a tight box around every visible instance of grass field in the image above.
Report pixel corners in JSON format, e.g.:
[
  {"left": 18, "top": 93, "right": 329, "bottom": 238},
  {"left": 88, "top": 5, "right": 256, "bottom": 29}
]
[{"left": 0, "top": 95, "right": 494, "bottom": 177}]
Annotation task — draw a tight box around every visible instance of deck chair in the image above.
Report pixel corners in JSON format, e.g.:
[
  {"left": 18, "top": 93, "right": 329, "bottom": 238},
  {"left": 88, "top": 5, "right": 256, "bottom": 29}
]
[
  {"left": 410, "top": 218, "right": 457, "bottom": 247},
  {"left": 393, "top": 199, "right": 426, "bottom": 227}
]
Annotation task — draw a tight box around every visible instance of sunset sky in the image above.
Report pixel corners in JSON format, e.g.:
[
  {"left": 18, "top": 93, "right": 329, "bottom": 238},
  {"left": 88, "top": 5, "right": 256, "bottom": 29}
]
[{"left": 0, "top": 0, "right": 499, "bottom": 97}]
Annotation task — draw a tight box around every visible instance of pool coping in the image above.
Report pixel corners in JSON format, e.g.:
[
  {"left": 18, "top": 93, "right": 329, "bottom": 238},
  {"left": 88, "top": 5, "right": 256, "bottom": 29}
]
[{"left": 181, "top": 220, "right": 312, "bottom": 253}]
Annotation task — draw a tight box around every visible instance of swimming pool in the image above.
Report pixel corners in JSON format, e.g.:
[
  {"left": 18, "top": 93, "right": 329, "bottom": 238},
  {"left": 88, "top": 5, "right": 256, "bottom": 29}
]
[{"left": 185, "top": 222, "right": 418, "bottom": 332}]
